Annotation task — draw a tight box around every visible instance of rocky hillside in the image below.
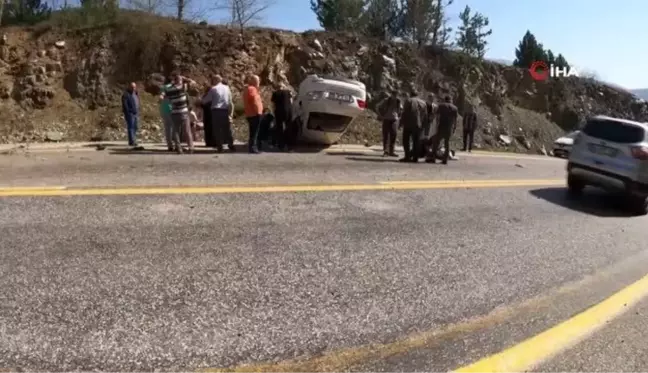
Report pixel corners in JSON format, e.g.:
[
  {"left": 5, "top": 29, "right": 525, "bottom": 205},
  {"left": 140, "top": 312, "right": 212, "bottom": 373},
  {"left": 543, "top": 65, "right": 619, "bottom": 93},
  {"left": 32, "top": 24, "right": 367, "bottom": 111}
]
[{"left": 1, "top": 10, "right": 647, "bottom": 154}]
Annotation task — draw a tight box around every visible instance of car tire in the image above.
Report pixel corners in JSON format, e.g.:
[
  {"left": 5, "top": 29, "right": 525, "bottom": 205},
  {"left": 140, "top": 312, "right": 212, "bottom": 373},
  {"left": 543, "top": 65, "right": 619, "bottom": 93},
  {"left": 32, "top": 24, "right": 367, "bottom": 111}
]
[
  {"left": 626, "top": 195, "right": 648, "bottom": 216},
  {"left": 566, "top": 174, "right": 585, "bottom": 197}
]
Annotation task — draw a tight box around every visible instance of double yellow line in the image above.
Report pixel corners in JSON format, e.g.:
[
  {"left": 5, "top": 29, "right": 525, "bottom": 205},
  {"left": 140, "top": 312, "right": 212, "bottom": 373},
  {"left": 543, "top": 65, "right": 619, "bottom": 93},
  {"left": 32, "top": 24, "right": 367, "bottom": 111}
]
[{"left": 0, "top": 179, "right": 564, "bottom": 197}]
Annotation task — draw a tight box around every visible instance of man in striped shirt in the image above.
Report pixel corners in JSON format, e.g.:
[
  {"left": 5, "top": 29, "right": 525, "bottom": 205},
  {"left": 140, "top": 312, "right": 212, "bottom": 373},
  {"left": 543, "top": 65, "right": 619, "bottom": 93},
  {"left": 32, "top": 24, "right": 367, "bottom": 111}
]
[{"left": 161, "top": 72, "right": 194, "bottom": 154}]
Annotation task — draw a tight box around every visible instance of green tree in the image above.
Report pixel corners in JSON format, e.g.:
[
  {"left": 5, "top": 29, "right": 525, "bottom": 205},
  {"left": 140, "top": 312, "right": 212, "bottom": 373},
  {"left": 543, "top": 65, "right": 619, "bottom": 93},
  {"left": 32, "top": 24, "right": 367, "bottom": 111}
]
[
  {"left": 546, "top": 49, "right": 555, "bottom": 65},
  {"left": 399, "top": 0, "right": 452, "bottom": 47},
  {"left": 513, "top": 30, "right": 546, "bottom": 68},
  {"left": 455, "top": 5, "right": 492, "bottom": 58},
  {"left": 2, "top": 0, "right": 51, "bottom": 25},
  {"left": 554, "top": 53, "right": 569, "bottom": 69},
  {"left": 310, "top": 0, "right": 365, "bottom": 31},
  {"left": 361, "top": 0, "right": 403, "bottom": 40},
  {"left": 432, "top": 0, "right": 453, "bottom": 47}
]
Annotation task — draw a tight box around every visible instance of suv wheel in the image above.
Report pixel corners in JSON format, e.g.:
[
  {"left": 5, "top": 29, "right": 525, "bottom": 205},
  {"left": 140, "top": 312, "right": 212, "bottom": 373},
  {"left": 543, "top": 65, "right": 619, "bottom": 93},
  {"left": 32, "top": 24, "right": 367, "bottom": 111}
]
[
  {"left": 566, "top": 174, "right": 585, "bottom": 197},
  {"left": 627, "top": 195, "right": 648, "bottom": 216}
]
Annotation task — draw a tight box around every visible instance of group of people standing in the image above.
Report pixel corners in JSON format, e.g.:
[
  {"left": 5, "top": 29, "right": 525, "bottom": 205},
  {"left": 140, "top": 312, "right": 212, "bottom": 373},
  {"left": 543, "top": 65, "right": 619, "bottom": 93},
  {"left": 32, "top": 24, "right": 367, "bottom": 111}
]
[
  {"left": 151, "top": 73, "right": 298, "bottom": 154},
  {"left": 122, "top": 76, "right": 479, "bottom": 160},
  {"left": 122, "top": 73, "right": 296, "bottom": 154},
  {"left": 377, "top": 89, "right": 479, "bottom": 164}
]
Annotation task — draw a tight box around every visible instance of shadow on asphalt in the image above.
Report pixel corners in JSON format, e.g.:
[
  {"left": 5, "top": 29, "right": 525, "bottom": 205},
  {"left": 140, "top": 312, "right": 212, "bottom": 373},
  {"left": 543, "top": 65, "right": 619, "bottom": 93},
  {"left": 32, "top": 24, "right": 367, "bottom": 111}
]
[
  {"left": 530, "top": 187, "right": 635, "bottom": 218},
  {"left": 106, "top": 144, "right": 330, "bottom": 155},
  {"left": 108, "top": 148, "right": 222, "bottom": 155},
  {"left": 345, "top": 156, "right": 400, "bottom": 163}
]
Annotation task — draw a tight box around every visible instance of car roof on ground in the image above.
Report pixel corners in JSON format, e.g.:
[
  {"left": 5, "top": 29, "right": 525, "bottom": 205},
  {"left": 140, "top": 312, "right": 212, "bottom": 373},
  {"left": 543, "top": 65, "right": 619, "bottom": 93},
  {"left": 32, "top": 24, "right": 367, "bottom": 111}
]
[{"left": 590, "top": 115, "right": 648, "bottom": 128}]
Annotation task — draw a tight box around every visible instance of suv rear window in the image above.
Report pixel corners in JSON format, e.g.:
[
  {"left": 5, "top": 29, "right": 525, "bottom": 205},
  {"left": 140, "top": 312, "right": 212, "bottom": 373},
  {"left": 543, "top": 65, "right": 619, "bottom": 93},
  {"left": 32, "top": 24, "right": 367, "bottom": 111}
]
[{"left": 582, "top": 119, "right": 645, "bottom": 143}]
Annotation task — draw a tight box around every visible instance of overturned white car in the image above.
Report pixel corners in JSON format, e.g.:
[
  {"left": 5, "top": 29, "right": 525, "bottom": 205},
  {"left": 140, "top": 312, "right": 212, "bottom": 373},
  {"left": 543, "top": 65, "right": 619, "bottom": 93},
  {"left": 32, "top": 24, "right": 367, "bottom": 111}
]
[{"left": 291, "top": 74, "right": 367, "bottom": 145}]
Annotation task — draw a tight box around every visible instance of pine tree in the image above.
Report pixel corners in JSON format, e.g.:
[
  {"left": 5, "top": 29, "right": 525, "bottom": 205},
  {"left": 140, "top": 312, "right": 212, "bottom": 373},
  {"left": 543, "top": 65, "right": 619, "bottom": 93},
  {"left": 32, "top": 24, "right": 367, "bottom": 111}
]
[
  {"left": 399, "top": 0, "right": 452, "bottom": 47},
  {"left": 310, "top": 0, "right": 365, "bottom": 31},
  {"left": 554, "top": 53, "right": 569, "bottom": 69},
  {"left": 455, "top": 5, "right": 492, "bottom": 58},
  {"left": 361, "top": 0, "right": 403, "bottom": 41},
  {"left": 513, "top": 30, "right": 546, "bottom": 68},
  {"left": 546, "top": 49, "right": 555, "bottom": 65},
  {"left": 2, "top": 0, "right": 51, "bottom": 25}
]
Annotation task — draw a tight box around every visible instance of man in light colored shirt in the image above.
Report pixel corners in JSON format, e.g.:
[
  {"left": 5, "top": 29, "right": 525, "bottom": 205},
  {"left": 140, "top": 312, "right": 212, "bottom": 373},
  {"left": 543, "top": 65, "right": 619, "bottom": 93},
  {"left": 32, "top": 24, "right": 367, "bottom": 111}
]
[{"left": 202, "top": 74, "right": 234, "bottom": 152}]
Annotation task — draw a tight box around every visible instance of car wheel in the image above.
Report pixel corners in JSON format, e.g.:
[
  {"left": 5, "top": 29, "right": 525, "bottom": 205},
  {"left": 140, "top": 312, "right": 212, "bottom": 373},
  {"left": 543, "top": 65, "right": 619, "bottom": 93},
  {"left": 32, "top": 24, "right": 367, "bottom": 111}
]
[
  {"left": 626, "top": 195, "right": 648, "bottom": 216},
  {"left": 566, "top": 174, "right": 585, "bottom": 197}
]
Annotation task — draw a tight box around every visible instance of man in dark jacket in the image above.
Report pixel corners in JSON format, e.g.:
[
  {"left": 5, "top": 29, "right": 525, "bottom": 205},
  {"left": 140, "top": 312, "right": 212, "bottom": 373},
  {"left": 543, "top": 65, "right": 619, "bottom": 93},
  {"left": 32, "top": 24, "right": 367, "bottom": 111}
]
[
  {"left": 271, "top": 83, "right": 293, "bottom": 151},
  {"left": 121, "top": 82, "right": 139, "bottom": 147},
  {"left": 462, "top": 106, "right": 478, "bottom": 152},
  {"left": 377, "top": 90, "right": 402, "bottom": 157},
  {"left": 259, "top": 108, "right": 275, "bottom": 145},
  {"left": 201, "top": 85, "right": 214, "bottom": 147},
  {"left": 420, "top": 93, "right": 438, "bottom": 158},
  {"left": 399, "top": 89, "right": 428, "bottom": 163},
  {"left": 427, "top": 95, "right": 458, "bottom": 164}
]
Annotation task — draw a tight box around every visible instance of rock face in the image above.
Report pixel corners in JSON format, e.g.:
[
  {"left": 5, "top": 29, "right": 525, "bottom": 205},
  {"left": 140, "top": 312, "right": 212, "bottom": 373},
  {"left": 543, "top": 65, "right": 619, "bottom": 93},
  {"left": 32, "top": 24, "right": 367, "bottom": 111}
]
[{"left": 0, "top": 15, "right": 645, "bottom": 151}]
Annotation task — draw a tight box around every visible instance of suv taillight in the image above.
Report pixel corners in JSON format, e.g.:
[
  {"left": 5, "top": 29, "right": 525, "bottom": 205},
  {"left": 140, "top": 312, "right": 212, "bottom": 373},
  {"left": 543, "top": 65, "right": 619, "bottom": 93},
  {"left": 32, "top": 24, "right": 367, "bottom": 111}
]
[
  {"left": 356, "top": 99, "right": 366, "bottom": 109},
  {"left": 631, "top": 146, "right": 648, "bottom": 160}
]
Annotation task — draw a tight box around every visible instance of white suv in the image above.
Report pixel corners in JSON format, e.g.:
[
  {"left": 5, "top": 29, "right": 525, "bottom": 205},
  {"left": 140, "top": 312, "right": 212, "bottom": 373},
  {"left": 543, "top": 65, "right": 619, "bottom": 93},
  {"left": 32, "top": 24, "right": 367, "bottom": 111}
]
[{"left": 567, "top": 115, "right": 648, "bottom": 215}]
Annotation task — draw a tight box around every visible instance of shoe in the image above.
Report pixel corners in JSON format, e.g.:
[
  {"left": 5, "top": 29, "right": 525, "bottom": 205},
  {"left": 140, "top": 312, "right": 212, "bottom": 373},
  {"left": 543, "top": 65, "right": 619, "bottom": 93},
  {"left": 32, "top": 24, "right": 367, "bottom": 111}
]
[
  {"left": 388, "top": 152, "right": 398, "bottom": 157},
  {"left": 441, "top": 160, "right": 448, "bottom": 165},
  {"left": 425, "top": 158, "right": 436, "bottom": 164},
  {"left": 383, "top": 152, "right": 389, "bottom": 157},
  {"left": 188, "top": 148, "right": 195, "bottom": 154},
  {"left": 228, "top": 145, "right": 236, "bottom": 153},
  {"left": 399, "top": 157, "right": 411, "bottom": 163}
]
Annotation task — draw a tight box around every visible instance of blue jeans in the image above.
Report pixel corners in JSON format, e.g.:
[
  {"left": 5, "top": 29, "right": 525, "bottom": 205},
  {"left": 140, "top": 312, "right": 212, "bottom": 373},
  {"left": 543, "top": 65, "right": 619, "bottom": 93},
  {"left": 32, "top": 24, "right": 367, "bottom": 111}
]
[{"left": 124, "top": 113, "right": 138, "bottom": 146}]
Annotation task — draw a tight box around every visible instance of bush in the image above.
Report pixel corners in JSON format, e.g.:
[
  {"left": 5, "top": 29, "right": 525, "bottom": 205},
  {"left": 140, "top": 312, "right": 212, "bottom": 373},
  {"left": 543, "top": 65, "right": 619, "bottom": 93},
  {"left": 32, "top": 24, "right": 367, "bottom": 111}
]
[
  {"left": 2, "top": 0, "right": 52, "bottom": 26},
  {"left": 233, "top": 101, "right": 246, "bottom": 118},
  {"left": 48, "top": 3, "right": 119, "bottom": 30},
  {"left": 38, "top": 8, "right": 184, "bottom": 81},
  {"left": 112, "top": 11, "right": 184, "bottom": 79}
]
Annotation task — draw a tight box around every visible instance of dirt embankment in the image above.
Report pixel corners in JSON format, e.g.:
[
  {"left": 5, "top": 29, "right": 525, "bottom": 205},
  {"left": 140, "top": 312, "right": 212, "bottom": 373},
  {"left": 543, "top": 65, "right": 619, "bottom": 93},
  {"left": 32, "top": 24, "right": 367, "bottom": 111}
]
[{"left": 0, "top": 11, "right": 646, "bottom": 153}]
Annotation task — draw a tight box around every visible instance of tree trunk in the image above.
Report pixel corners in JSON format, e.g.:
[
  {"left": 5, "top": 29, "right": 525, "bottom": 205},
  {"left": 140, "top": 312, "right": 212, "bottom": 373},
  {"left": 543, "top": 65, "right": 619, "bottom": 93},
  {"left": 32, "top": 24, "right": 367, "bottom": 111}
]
[
  {"left": 177, "top": 0, "right": 184, "bottom": 20},
  {"left": 0, "top": 0, "right": 6, "bottom": 27}
]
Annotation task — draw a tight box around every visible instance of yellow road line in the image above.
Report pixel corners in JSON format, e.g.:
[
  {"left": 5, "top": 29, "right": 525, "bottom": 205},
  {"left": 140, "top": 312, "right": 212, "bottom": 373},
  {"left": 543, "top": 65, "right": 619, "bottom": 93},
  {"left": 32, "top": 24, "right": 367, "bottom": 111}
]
[
  {"left": 463, "top": 152, "right": 561, "bottom": 161},
  {"left": 0, "top": 179, "right": 563, "bottom": 197},
  {"left": 381, "top": 179, "right": 558, "bottom": 185},
  {"left": 197, "top": 255, "right": 645, "bottom": 373},
  {"left": 0, "top": 186, "right": 66, "bottom": 191},
  {"left": 453, "top": 272, "right": 648, "bottom": 372}
]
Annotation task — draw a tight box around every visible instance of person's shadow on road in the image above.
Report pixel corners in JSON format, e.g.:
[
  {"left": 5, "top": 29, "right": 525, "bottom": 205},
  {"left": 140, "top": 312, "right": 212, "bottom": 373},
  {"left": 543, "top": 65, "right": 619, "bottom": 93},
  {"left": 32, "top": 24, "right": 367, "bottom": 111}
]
[
  {"left": 345, "top": 156, "right": 401, "bottom": 163},
  {"left": 530, "top": 187, "right": 635, "bottom": 217}
]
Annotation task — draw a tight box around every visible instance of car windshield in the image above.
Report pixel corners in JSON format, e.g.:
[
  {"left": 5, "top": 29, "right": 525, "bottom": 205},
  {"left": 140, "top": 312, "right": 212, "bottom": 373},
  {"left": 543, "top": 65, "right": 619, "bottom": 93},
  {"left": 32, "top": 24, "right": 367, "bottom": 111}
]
[{"left": 582, "top": 119, "right": 645, "bottom": 143}]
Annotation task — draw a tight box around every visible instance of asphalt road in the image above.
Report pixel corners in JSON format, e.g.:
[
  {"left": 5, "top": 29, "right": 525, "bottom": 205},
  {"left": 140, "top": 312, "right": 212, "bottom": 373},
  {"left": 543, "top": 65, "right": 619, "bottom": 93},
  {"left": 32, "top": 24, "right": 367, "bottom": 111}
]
[{"left": 1, "top": 147, "right": 647, "bottom": 371}]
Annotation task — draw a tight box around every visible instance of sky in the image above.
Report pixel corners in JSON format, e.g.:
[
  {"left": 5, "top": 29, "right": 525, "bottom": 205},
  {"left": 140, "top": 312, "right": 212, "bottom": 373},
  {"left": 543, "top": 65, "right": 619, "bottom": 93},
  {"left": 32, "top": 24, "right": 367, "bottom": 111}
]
[{"left": 204, "top": 0, "right": 648, "bottom": 90}]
